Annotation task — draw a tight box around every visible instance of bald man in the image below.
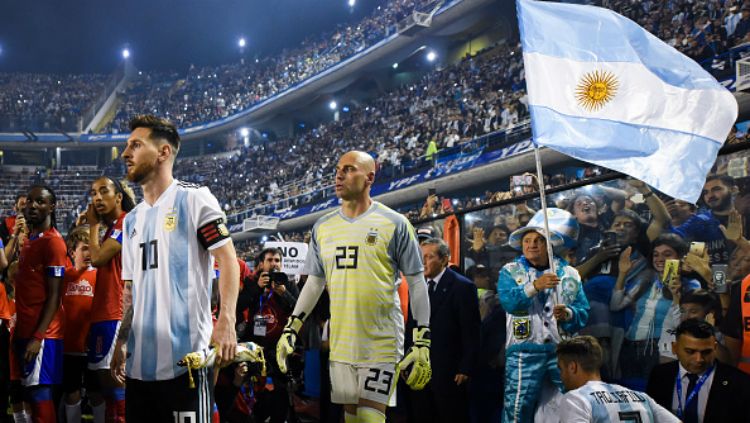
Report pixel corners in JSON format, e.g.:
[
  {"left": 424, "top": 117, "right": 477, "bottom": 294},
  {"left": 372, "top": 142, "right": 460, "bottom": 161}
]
[{"left": 277, "top": 151, "right": 432, "bottom": 423}]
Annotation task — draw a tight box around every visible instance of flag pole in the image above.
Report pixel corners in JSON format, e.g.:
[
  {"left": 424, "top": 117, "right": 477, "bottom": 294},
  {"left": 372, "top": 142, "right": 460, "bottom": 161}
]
[{"left": 533, "top": 144, "right": 560, "bottom": 304}]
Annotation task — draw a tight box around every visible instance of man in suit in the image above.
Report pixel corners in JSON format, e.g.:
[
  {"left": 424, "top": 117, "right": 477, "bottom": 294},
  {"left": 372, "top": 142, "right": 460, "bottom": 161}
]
[
  {"left": 409, "top": 237, "right": 480, "bottom": 423},
  {"left": 647, "top": 319, "right": 750, "bottom": 423}
]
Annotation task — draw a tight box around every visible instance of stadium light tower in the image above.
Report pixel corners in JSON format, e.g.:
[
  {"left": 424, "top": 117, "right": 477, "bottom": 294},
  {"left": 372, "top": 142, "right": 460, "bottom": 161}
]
[{"left": 122, "top": 48, "right": 131, "bottom": 59}]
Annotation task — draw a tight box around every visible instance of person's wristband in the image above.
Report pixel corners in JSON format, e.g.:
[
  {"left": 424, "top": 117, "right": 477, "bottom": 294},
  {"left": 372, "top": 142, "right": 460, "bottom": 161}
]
[{"left": 32, "top": 331, "right": 44, "bottom": 341}]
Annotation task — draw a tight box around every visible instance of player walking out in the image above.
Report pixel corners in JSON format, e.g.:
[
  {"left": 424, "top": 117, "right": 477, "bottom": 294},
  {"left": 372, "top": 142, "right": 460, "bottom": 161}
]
[
  {"left": 277, "top": 151, "right": 432, "bottom": 423},
  {"left": 110, "top": 115, "right": 239, "bottom": 422}
]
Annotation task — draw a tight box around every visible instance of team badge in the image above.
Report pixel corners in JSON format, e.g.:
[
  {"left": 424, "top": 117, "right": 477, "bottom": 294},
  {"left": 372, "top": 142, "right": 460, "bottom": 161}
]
[
  {"left": 164, "top": 210, "right": 177, "bottom": 232},
  {"left": 218, "top": 223, "right": 229, "bottom": 237},
  {"left": 512, "top": 318, "right": 531, "bottom": 340},
  {"left": 365, "top": 229, "right": 378, "bottom": 246}
]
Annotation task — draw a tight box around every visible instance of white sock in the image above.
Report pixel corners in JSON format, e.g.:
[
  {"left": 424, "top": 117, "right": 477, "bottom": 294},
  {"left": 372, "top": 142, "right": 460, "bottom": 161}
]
[
  {"left": 91, "top": 403, "right": 106, "bottom": 423},
  {"left": 65, "top": 400, "right": 82, "bottom": 423},
  {"left": 13, "top": 411, "right": 30, "bottom": 423}
]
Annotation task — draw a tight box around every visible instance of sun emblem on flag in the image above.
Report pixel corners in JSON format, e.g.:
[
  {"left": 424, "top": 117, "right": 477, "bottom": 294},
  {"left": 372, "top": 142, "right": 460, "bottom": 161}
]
[{"left": 575, "top": 70, "right": 618, "bottom": 111}]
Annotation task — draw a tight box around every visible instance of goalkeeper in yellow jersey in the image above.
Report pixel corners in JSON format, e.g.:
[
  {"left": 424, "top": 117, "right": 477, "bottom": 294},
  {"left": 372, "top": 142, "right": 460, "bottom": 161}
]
[{"left": 277, "top": 151, "right": 432, "bottom": 423}]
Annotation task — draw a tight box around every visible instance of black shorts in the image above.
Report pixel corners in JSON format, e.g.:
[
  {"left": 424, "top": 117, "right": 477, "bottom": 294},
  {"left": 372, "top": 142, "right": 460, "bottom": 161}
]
[
  {"left": 62, "top": 354, "right": 98, "bottom": 394},
  {"left": 126, "top": 368, "right": 214, "bottom": 423}
]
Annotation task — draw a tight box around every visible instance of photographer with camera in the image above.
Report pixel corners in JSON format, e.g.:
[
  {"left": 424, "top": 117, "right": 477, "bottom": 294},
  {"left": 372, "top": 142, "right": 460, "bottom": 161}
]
[{"left": 235, "top": 247, "right": 299, "bottom": 423}]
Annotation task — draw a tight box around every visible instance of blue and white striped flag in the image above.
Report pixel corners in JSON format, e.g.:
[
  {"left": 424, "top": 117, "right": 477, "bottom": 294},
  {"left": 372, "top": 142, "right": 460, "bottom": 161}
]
[{"left": 517, "top": 0, "right": 738, "bottom": 203}]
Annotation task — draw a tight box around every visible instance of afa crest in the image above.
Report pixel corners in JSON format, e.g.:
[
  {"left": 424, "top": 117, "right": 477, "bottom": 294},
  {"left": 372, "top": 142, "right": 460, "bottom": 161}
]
[
  {"left": 164, "top": 211, "right": 177, "bottom": 232},
  {"left": 365, "top": 228, "right": 378, "bottom": 246}
]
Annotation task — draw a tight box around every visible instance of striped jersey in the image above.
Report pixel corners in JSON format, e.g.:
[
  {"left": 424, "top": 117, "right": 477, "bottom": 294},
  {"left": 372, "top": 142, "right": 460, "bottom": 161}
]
[
  {"left": 559, "top": 381, "right": 679, "bottom": 423},
  {"left": 303, "top": 201, "right": 423, "bottom": 365},
  {"left": 122, "top": 180, "right": 229, "bottom": 381}
]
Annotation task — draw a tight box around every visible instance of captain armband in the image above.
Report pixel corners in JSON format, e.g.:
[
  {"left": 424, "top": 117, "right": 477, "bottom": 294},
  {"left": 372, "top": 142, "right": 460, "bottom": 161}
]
[{"left": 197, "top": 218, "right": 231, "bottom": 250}]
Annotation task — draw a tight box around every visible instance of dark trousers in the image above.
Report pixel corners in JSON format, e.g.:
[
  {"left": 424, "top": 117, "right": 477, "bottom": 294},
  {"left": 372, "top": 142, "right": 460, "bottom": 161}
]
[
  {"left": 252, "top": 381, "right": 289, "bottom": 423},
  {"left": 126, "top": 368, "right": 214, "bottom": 423},
  {"left": 0, "top": 324, "right": 9, "bottom": 423},
  {"left": 409, "top": 375, "right": 470, "bottom": 423}
]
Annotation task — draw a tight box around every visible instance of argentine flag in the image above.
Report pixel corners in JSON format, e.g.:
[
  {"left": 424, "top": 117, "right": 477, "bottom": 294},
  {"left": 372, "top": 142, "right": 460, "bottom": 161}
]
[{"left": 517, "top": 0, "right": 738, "bottom": 203}]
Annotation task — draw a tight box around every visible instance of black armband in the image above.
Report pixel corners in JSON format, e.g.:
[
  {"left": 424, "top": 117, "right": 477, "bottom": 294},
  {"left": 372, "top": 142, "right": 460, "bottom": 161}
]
[{"left": 197, "top": 218, "right": 231, "bottom": 249}]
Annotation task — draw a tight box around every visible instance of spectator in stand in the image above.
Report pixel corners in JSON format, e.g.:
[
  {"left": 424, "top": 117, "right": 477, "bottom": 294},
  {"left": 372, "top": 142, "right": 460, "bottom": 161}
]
[
  {"left": 14, "top": 185, "right": 67, "bottom": 423},
  {"left": 671, "top": 175, "right": 742, "bottom": 265},
  {"left": 731, "top": 5, "right": 750, "bottom": 43},
  {"left": 610, "top": 234, "right": 701, "bottom": 390},
  {"left": 61, "top": 226, "right": 104, "bottom": 423}
]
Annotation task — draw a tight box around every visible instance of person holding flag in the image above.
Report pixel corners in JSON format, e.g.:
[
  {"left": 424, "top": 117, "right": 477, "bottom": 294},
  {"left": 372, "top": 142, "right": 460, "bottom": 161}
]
[{"left": 498, "top": 208, "right": 589, "bottom": 423}]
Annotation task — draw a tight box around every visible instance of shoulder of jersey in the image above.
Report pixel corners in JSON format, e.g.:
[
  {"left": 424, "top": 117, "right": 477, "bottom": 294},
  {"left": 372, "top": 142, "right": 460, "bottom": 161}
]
[
  {"left": 372, "top": 201, "right": 408, "bottom": 223},
  {"left": 176, "top": 180, "right": 205, "bottom": 191},
  {"left": 316, "top": 208, "right": 340, "bottom": 225}
]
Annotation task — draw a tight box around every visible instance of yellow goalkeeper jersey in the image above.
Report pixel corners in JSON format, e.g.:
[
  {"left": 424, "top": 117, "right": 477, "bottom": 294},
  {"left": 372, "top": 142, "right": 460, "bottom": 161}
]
[{"left": 303, "top": 201, "right": 423, "bottom": 364}]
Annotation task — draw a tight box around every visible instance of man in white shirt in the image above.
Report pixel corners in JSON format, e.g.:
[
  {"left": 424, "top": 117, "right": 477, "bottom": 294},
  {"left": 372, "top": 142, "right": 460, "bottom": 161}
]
[{"left": 557, "top": 336, "right": 678, "bottom": 423}]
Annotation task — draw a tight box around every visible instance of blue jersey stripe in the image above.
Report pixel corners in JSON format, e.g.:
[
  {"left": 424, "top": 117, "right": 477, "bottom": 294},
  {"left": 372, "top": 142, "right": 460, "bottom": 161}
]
[
  {"left": 169, "top": 190, "right": 191, "bottom": 370},
  {"left": 139, "top": 206, "right": 160, "bottom": 380}
]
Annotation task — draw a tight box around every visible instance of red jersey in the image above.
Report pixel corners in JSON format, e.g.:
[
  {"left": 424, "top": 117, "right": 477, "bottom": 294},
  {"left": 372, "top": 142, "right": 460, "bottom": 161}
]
[
  {"left": 15, "top": 227, "right": 67, "bottom": 339},
  {"left": 62, "top": 266, "right": 97, "bottom": 354},
  {"left": 90, "top": 211, "right": 125, "bottom": 322},
  {"left": 0, "top": 282, "right": 11, "bottom": 321}
]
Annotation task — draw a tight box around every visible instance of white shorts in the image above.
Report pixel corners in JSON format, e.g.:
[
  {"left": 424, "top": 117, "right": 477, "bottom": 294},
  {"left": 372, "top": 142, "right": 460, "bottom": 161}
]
[
  {"left": 87, "top": 320, "right": 120, "bottom": 371},
  {"left": 329, "top": 361, "right": 398, "bottom": 407}
]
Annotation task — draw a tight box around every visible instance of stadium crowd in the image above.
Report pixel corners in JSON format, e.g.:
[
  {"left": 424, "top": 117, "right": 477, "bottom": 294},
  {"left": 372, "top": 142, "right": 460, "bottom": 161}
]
[
  {"left": 102, "top": 0, "right": 448, "bottom": 133},
  {"left": 3, "top": 0, "right": 748, "bottom": 135},
  {"left": 165, "top": 43, "right": 528, "bottom": 219},
  {"left": 0, "top": 73, "right": 107, "bottom": 133}
]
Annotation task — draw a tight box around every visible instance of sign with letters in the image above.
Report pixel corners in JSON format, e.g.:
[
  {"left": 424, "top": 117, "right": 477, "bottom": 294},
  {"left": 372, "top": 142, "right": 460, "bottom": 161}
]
[{"left": 263, "top": 241, "right": 308, "bottom": 275}]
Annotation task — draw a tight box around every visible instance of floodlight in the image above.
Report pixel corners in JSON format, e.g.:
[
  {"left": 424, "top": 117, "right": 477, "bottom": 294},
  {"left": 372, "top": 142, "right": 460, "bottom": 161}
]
[
  {"left": 426, "top": 51, "right": 437, "bottom": 62},
  {"left": 329, "top": 101, "right": 337, "bottom": 110},
  {"left": 392, "top": 62, "right": 398, "bottom": 69},
  {"left": 240, "top": 127, "right": 249, "bottom": 137},
  {"left": 122, "top": 48, "right": 130, "bottom": 59},
  {"left": 238, "top": 37, "right": 246, "bottom": 48}
]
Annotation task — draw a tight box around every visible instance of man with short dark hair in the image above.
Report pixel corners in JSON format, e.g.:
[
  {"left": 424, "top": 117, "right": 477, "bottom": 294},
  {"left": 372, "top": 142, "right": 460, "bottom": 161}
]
[
  {"left": 235, "top": 247, "right": 298, "bottom": 423},
  {"left": 557, "top": 336, "right": 678, "bottom": 422},
  {"left": 111, "top": 115, "right": 240, "bottom": 422},
  {"left": 647, "top": 319, "right": 750, "bottom": 423},
  {"left": 672, "top": 175, "right": 741, "bottom": 265}
]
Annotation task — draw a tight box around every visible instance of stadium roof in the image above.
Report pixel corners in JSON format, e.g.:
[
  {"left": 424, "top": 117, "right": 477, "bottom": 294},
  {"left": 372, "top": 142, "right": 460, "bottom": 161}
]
[{"left": 0, "top": 0, "right": 382, "bottom": 74}]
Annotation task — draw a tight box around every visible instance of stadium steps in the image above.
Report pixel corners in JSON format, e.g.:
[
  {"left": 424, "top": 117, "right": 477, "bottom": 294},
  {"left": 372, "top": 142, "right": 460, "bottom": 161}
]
[{"left": 92, "top": 97, "right": 122, "bottom": 134}]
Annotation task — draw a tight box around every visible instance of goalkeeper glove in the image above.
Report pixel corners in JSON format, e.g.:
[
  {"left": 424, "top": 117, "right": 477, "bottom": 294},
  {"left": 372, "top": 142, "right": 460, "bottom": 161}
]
[
  {"left": 276, "top": 315, "right": 303, "bottom": 374},
  {"left": 399, "top": 326, "right": 432, "bottom": 390}
]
